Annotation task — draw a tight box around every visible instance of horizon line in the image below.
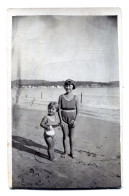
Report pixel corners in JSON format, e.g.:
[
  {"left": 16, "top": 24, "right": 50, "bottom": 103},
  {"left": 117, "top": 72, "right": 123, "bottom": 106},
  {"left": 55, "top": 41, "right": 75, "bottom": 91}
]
[{"left": 11, "top": 79, "right": 119, "bottom": 82}]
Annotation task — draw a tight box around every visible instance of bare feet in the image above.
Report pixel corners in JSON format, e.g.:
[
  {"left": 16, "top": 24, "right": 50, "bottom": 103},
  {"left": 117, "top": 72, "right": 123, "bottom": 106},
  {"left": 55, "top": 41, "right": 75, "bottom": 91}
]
[
  {"left": 69, "top": 153, "right": 76, "bottom": 159},
  {"left": 52, "top": 157, "right": 57, "bottom": 161},
  {"left": 49, "top": 157, "right": 57, "bottom": 161},
  {"left": 61, "top": 153, "right": 67, "bottom": 158}
]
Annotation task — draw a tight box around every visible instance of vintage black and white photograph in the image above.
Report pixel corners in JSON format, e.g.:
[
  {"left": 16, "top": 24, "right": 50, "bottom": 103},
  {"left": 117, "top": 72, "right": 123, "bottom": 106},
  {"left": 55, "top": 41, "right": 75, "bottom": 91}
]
[{"left": 9, "top": 8, "right": 121, "bottom": 189}]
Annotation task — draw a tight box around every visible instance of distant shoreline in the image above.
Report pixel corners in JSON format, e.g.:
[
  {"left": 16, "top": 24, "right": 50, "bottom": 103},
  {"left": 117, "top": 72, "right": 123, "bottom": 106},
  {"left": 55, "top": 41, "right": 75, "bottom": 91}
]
[
  {"left": 11, "top": 80, "right": 119, "bottom": 88},
  {"left": 11, "top": 86, "right": 119, "bottom": 89}
]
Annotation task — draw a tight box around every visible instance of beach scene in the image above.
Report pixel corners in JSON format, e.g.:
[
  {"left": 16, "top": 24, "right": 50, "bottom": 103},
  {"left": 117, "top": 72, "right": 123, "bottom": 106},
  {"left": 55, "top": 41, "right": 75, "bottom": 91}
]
[
  {"left": 11, "top": 13, "right": 121, "bottom": 189},
  {"left": 12, "top": 84, "right": 121, "bottom": 189}
]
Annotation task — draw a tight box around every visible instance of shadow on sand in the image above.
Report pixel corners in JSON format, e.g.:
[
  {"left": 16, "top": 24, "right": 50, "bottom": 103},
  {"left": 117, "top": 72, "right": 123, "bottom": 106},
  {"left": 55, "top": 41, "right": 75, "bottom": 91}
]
[{"left": 12, "top": 135, "right": 63, "bottom": 160}]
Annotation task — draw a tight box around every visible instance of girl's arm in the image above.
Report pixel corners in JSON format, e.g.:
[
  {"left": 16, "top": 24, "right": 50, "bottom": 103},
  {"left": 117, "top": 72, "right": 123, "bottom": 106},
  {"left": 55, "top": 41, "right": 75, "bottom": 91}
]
[
  {"left": 75, "top": 95, "right": 79, "bottom": 120},
  {"left": 40, "top": 116, "right": 50, "bottom": 130},
  {"left": 58, "top": 95, "right": 63, "bottom": 125}
]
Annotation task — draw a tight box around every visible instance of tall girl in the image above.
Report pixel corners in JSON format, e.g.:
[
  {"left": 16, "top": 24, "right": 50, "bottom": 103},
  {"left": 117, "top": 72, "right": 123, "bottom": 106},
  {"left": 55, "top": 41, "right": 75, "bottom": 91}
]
[{"left": 58, "top": 79, "right": 79, "bottom": 158}]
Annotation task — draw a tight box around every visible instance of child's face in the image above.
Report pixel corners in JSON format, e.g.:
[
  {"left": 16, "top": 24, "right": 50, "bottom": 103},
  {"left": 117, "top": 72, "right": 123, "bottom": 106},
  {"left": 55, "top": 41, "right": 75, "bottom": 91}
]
[
  {"left": 64, "top": 84, "right": 73, "bottom": 93},
  {"left": 48, "top": 106, "right": 56, "bottom": 115}
]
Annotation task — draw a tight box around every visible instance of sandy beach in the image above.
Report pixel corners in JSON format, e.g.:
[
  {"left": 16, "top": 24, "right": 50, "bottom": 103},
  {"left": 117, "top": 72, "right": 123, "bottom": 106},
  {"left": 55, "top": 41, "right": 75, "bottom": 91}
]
[{"left": 11, "top": 104, "right": 121, "bottom": 189}]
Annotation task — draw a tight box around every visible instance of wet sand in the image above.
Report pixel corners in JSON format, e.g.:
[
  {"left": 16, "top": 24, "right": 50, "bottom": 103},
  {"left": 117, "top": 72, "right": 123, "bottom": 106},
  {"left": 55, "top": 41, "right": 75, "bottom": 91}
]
[{"left": 12, "top": 104, "right": 121, "bottom": 189}]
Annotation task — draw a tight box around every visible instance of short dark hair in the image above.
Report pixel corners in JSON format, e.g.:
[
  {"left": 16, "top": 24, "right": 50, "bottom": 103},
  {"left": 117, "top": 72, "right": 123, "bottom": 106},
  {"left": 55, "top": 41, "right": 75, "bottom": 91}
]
[
  {"left": 48, "top": 102, "right": 59, "bottom": 112},
  {"left": 64, "top": 79, "right": 76, "bottom": 90}
]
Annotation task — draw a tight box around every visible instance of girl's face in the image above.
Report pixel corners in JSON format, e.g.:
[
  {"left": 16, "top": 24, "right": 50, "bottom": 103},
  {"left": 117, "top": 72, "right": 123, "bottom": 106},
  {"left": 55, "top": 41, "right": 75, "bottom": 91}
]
[
  {"left": 64, "top": 84, "right": 73, "bottom": 93},
  {"left": 48, "top": 106, "right": 56, "bottom": 116}
]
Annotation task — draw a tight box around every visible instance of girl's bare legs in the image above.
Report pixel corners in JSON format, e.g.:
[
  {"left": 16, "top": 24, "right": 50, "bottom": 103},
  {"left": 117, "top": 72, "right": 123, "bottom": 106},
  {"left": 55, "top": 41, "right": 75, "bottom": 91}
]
[
  {"left": 45, "top": 136, "right": 55, "bottom": 161},
  {"left": 69, "top": 127, "right": 75, "bottom": 158},
  {"left": 61, "top": 123, "right": 69, "bottom": 158}
]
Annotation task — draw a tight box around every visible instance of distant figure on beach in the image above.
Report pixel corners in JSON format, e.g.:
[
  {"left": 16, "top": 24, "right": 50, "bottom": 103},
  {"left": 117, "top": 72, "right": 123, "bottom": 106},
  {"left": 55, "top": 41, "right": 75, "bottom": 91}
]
[
  {"left": 58, "top": 79, "right": 79, "bottom": 158},
  {"left": 40, "top": 102, "right": 60, "bottom": 161}
]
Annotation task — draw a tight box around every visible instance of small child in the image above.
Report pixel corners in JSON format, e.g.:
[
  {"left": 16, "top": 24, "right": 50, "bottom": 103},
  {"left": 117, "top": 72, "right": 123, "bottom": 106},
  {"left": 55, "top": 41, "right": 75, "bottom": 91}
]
[{"left": 40, "top": 102, "right": 60, "bottom": 161}]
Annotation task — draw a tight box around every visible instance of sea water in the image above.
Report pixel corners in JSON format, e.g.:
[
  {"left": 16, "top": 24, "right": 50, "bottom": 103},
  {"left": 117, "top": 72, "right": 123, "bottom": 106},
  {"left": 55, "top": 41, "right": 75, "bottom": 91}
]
[{"left": 12, "top": 86, "right": 120, "bottom": 123}]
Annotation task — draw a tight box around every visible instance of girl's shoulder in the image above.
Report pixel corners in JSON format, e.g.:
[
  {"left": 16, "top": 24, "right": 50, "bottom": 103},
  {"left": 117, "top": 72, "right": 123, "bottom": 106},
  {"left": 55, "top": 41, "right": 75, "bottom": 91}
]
[
  {"left": 74, "top": 95, "right": 79, "bottom": 104},
  {"left": 74, "top": 95, "right": 78, "bottom": 100},
  {"left": 41, "top": 115, "right": 48, "bottom": 125},
  {"left": 42, "top": 115, "right": 48, "bottom": 121},
  {"left": 59, "top": 94, "right": 64, "bottom": 98},
  {"left": 58, "top": 94, "right": 64, "bottom": 101}
]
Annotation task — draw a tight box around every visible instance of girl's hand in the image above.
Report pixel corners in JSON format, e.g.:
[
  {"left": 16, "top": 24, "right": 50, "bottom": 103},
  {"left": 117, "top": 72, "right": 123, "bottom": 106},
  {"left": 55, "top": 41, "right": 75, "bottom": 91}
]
[{"left": 69, "top": 120, "right": 76, "bottom": 128}]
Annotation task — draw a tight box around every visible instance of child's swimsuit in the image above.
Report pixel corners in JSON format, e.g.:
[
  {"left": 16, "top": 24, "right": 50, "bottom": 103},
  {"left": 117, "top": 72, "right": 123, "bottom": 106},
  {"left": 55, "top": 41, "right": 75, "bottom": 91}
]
[
  {"left": 59, "top": 95, "right": 77, "bottom": 127},
  {"left": 43, "top": 115, "right": 59, "bottom": 138}
]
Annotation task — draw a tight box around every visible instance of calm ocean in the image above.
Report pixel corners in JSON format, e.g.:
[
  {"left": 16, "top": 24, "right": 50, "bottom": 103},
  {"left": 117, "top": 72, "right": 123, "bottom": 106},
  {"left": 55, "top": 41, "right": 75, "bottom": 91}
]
[{"left": 12, "top": 87, "right": 120, "bottom": 123}]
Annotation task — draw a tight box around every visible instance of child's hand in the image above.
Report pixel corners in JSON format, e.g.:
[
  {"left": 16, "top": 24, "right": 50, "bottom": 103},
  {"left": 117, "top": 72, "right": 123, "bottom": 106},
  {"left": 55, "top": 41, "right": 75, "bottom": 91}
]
[
  {"left": 60, "top": 121, "right": 65, "bottom": 128},
  {"left": 46, "top": 125, "right": 51, "bottom": 131}
]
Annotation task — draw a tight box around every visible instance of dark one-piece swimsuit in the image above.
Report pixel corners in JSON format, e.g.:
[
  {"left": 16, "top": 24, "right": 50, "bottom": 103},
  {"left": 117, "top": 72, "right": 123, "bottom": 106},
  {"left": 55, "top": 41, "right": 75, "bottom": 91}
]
[{"left": 60, "top": 95, "right": 77, "bottom": 127}]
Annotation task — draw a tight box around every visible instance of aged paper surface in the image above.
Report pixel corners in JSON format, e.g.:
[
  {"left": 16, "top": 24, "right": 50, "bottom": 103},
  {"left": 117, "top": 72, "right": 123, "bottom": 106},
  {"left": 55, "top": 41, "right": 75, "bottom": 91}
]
[{"left": 7, "top": 8, "right": 122, "bottom": 189}]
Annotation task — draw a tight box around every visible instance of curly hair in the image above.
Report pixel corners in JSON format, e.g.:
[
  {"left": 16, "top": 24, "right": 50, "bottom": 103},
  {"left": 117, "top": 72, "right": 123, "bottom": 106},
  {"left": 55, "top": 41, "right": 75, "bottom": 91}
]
[{"left": 48, "top": 102, "right": 59, "bottom": 112}]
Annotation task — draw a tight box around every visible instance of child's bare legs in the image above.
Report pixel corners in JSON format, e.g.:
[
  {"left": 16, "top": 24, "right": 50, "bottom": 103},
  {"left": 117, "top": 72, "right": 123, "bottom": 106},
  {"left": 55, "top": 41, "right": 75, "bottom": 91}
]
[
  {"left": 45, "top": 136, "right": 55, "bottom": 161},
  {"left": 61, "top": 123, "right": 69, "bottom": 158},
  {"left": 69, "top": 127, "right": 75, "bottom": 158},
  {"left": 52, "top": 136, "right": 56, "bottom": 160}
]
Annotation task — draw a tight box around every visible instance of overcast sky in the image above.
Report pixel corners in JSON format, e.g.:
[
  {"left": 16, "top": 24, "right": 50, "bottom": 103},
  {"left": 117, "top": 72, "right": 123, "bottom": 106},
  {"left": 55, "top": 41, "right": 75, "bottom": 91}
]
[{"left": 12, "top": 15, "right": 119, "bottom": 82}]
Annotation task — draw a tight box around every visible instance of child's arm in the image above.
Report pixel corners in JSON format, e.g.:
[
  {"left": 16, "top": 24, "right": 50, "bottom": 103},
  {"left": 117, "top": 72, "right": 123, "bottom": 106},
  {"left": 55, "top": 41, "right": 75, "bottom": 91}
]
[{"left": 40, "top": 116, "right": 50, "bottom": 130}]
